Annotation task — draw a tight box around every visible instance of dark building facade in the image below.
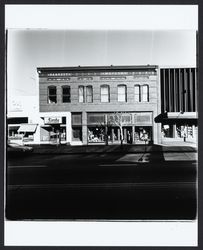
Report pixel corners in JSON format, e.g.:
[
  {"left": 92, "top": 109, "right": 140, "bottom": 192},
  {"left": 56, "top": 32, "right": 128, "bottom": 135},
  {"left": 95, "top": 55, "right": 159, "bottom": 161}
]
[
  {"left": 37, "top": 65, "right": 161, "bottom": 145},
  {"left": 159, "top": 67, "right": 197, "bottom": 141}
]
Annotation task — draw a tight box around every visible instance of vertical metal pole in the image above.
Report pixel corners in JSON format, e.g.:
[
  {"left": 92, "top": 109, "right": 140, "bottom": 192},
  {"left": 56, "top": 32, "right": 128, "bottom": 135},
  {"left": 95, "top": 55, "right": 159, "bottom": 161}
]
[
  {"left": 195, "top": 68, "right": 197, "bottom": 112},
  {"left": 173, "top": 68, "right": 176, "bottom": 112},
  {"left": 163, "top": 69, "right": 166, "bottom": 112},
  {"left": 189, "top": 68, "right": 193, "bottom": 112},
  {"left": 179, "top": 69, "right": 183, "bottom": 112},
  {"left": 168, "top": 69, "right": 171, "bottom": 112},
  {"left": 184, "top": 68, "right": 188, "bottom": 112}
]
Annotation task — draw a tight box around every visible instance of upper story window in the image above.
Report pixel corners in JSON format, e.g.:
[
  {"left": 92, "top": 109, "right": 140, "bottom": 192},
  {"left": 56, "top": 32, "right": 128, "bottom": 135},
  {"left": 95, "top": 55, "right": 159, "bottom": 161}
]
[
  {"left": 62, "top": 86, "right": 71, "bottom": 103},
  {"left": 142, "top": 85, "right": 149, "bottom": 102},
  {"left": 118, "top": 85, "right": 127, "bottom": 102},
  {"left": 101, "top": 85, "right": 110, "bottom": 102},
  {"left": 79, "top": 86, "right": 85, "bottom": 103},
  {"left": 48, "top": 86, "right": 57, "bottom": 104},
  {"left": 134, "top": 85, "right": 141, "bottom": 102},
  {"left": 86, "top": 85, "right": 93, "bottom": 103}
]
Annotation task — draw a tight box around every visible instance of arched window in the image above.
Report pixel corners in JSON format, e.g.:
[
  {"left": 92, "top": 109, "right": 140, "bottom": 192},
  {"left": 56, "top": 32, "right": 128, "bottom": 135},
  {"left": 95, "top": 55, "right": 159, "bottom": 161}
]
[
  {"left": 78, "top": 86, "right": 84, "bottom": 103},
  {"left": 134, "top": 85, "right": 141, "bottom": 102},
  {"left": 86, "top": 85, "right": 93, "bottom": 103},
  {"left": 118, "top": 84, "right": 127, "bottom": 102},
  {"left": 142, "top": 85, "right": 149, "bottom": 102},
  {"left": 101, "top": 85, "right": 110, "bottom": 102},
  {"left": 62, "top": 86, "right": 71, "bottom": 103},
  {"left": 48, "top": 86, "right": 57, "bottom": 104}
]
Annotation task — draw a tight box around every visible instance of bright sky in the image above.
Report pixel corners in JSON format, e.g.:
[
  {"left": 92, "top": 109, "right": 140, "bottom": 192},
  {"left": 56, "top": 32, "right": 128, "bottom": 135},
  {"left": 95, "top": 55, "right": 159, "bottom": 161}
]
[{"left": 7, "top": 29, "right": 197, "bottom": 99}]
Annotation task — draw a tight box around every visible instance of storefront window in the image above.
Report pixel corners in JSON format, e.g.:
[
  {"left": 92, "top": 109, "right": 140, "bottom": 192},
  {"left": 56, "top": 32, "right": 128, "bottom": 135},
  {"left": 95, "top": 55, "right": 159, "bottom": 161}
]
[
  {"left": 72, "top": 127, "right": 82, "bottom": 141},
  {"left": 48, "top": 86, "right": 57, "bottom": 104},
  {"left": 134, "top": 127, "right": 152, "bottom": 143},
  {"left": 40, "top": 126, "right": 66, "bottom": 142},
  {"left": 88, "top": 127, "right": 105, "bottom": 143},
  {"left": 8, "top": 126, "right": 20, "bottom": 137},
  {"left": 176, "top": 125, "right": 193, "bottom": 138}
]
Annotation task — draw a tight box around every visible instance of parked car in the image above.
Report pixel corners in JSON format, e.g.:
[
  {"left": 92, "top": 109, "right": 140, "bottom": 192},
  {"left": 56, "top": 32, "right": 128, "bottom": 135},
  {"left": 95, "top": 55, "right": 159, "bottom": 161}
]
[{"left": 7, "top": 143, "right": 33, "bottom": 155}]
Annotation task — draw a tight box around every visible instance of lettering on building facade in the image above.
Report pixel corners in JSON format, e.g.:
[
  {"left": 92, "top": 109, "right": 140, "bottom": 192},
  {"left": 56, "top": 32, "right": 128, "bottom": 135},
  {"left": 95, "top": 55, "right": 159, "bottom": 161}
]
[{"left": 44, "top": 117, "right": 62, "bottom": 124}]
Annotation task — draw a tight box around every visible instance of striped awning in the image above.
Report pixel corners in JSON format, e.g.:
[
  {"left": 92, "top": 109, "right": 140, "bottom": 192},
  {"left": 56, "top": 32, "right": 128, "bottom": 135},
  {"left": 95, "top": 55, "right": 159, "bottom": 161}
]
[{"left": 18, "top": 124, "right": 37, "bottom": 133}]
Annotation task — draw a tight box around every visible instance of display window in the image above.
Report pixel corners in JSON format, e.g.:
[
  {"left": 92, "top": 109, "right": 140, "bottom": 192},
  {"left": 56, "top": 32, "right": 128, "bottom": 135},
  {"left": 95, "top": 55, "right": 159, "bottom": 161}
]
[
  {"left": 40, "top": 125, "right": 66, "bottom": 142},
  {"left": 8, "top": 126, "right": 20, "bottom": 138},
  {"left": 88, "top": 127, "right": 105, "bottom": 143},
  {"left": 72, "top": 126, "right": 82, "bottom": 141},
  {"left": 134, "top": 126, "right": 152, "bottom": 143}
]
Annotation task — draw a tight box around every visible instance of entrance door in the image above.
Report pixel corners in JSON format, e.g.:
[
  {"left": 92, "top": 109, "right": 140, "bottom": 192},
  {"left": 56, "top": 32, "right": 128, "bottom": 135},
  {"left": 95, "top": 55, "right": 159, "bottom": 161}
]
[{"left": 50, "top": 125, "right": 61, "bottom": 144}]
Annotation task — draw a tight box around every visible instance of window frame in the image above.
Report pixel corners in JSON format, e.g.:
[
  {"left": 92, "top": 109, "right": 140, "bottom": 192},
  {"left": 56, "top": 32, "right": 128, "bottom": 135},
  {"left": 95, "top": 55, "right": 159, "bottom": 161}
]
[
  {"left": 117, "top": 84, "right": 127, "bottom": 102},
  {"left": 86, "top": 85, "right": 93, "bottom": 103},
  {"left": 62, "top": 85, "right": 71, "bottom": 103},
  {"left": 142, "top": 84, "right": 149, "bottom": 102},
  {"left": 100, "top": 84, "right": 110, "bottom": 103},
  {"left": 47, "top": 85, "right": 57, "bottom": 104},
  {"left": 78, "top": 85, "right": 85, "bottom": 103},
  {"left": 134, "top": 84, "right": 141, "bottom": 102}
]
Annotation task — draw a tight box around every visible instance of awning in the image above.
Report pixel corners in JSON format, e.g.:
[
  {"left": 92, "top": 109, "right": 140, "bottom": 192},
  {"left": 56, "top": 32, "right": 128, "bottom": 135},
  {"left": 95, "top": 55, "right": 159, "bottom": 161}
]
[
  {"left": 155, "top": 112, "right": 198, "bottom": 125},
  {"left": 18, "top": 124, "right": 37, "bottom": 133}
]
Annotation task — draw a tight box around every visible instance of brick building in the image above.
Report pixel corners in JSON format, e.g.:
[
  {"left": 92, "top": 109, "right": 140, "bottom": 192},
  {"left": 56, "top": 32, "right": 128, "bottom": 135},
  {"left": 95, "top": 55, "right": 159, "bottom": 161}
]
[{"left": 37, "top": 65, "right": 161, "bottom": 145}]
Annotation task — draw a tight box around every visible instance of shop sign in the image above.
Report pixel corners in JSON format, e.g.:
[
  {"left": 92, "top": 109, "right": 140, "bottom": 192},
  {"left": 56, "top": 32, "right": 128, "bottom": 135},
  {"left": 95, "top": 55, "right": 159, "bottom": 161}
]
[{"left": 45, "top": 117, "right": 62, "bottom": 124}]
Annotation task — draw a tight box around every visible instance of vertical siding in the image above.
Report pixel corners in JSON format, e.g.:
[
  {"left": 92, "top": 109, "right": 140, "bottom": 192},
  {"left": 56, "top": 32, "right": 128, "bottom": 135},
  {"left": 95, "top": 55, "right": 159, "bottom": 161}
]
[{"left": 160, "top": 67, "right": 197, "bottom": 113}]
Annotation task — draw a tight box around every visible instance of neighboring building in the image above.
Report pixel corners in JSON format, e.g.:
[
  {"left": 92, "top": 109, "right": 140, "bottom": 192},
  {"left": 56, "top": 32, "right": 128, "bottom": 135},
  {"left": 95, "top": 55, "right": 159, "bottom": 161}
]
[
  {"left": 37, "top": 65, "right": 161, "bottom": 145},
  {"left": 7, "top": 96, "right": 40, "bottom": 145},
  {"left": 157, "top": 67, "right": 198, "bottom": 143}
]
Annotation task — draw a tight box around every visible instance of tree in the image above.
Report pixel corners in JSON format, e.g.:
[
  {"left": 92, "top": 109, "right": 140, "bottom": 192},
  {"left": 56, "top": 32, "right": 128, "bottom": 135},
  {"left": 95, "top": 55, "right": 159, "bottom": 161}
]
[{"left": 107, "top": 112, "right": 130, "bottom": 146}]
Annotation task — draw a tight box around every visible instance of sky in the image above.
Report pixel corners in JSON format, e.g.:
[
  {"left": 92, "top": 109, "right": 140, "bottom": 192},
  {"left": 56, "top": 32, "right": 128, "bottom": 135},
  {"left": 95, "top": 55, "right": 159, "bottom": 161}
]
[{"left": 7, "top": 29, "right": 197, "bottom": 102}]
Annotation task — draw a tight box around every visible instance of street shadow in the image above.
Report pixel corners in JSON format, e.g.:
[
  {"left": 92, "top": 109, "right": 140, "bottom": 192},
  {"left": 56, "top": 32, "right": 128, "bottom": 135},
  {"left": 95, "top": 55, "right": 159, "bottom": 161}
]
[{"left": 6, "top": 144, "right": 197, "bottom": 220}]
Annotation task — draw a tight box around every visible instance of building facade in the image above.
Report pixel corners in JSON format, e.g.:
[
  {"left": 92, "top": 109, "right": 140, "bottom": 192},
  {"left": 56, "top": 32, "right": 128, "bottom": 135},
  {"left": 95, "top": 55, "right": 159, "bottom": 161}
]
[
  {"left": 7, "top": 96, "right": 40, "bottom": 145},
  {"left": 158, "top": 67, "right": 198, "bottom": 143},
  {"left": 37, "top": 65, "right": 161, "bottom": 145}
]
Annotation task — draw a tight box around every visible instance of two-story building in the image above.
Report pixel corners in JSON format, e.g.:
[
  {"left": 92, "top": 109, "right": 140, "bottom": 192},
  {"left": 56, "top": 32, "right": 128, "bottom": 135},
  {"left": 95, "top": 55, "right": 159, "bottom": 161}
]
[{"left": 37, "top": 65, "right": 161, "bottom": 145}]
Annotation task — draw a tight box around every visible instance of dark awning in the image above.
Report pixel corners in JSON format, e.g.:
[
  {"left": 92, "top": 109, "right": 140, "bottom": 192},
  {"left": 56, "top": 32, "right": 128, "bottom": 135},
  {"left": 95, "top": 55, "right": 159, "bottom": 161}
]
[{"left": 154, "top": 112, "right": 198, "bottom": 125}]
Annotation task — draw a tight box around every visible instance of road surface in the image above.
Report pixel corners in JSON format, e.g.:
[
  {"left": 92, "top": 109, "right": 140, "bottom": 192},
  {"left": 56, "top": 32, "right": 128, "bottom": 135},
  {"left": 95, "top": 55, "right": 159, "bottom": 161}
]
[{"left": 6, "top": 151, "right": 197, "bottom": 220}]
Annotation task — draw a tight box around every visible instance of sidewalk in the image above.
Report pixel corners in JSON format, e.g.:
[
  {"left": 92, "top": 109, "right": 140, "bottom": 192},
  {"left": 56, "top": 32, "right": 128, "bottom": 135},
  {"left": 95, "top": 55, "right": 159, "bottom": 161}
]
[{"left": 31, "top": 143, "right": 197, "bottom": 154}]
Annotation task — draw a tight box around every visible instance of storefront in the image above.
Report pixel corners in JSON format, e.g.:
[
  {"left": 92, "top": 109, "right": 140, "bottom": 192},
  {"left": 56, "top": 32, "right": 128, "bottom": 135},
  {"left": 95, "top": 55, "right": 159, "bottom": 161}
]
[
  {"left": 160, "top": 112, "right": 198, "bottom": 143},
  {"left": 17, "top": 124, "right": 38, "bottom": 142},
  {"left": 40, "top": 116, "right": 67, "bottom": 144},
  {"left": 7, "top": 117, "right": 29, "bottom": 143},
  {"left": 86, "top": 112, "right": 153, "bottom": 145},
  {"left": 71, "top": 113, "right": 82, "bottom": 143}
]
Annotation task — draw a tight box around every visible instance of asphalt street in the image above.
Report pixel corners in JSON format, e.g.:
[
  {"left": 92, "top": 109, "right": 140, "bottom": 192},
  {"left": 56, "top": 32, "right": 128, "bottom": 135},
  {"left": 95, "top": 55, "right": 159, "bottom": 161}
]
[{"left": 6, "top": 149, "right": 197, "bottom": 220}]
